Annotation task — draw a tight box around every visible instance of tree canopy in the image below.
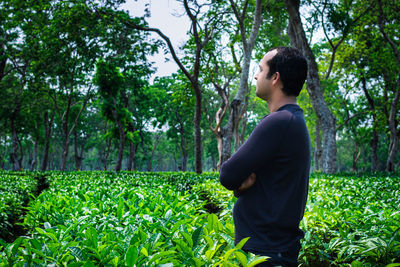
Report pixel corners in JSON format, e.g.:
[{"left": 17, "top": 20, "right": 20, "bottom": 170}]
[{"left": 0, "top": 0, "right": 398, "bottom": 173}]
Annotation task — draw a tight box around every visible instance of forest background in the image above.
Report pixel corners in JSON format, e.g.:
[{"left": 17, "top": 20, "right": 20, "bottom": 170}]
[{"left": 0, "top": 0, "right": 399, "bottom": 174}]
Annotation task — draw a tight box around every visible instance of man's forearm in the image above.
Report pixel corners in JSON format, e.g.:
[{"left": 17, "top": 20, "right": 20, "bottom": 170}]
[{"left": 219, "top": 160, "right": 243, "bottom": 190}]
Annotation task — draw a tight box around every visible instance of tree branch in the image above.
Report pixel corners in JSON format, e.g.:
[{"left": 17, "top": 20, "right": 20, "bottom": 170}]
[
  {"left": 320, "top": 0, "right": 376, "bottom": 80},
  {"left": 68, "top": 85, "right": 93, "bottom": 137},
  {"left": 229, "top": 0, "right": 247, "bottom": 48},
  {"left": 336, "top": 111, "right": 368, "bottom": 131},
  {"left": 203, "top": 102, "right": 217, "bottom": 136},
  {"left": 377, "top": 0, "right": 400, "bottom": 64},
  {"left": 101, "top": 9, "right": 193, "bottom": 83},
  {"left": 247, "top": 0, "right": 263, "bottom": 50}
]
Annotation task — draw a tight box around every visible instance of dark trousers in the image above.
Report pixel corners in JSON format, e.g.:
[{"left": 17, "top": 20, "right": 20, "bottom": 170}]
[{"left": 242, "top": 248, "right": 299, "bottom": 267}]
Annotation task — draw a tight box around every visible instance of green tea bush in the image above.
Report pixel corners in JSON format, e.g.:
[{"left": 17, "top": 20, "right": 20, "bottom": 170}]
[
  {"left": 0, "top": 171, "right": 399, "bottom": 266},
  {"left": 300, "top": 173, "right": 400, "bottom": 266},
  {"left": 0, "top": 171, "right": 267, "bottom": 266},
  {"left": 0, "top": 171, "right": 37, "bottom": 241}
]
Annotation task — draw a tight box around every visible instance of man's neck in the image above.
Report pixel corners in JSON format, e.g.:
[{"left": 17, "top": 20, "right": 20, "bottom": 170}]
[{"left": 267, "top": 97, "right": 297, "bottom": 113}]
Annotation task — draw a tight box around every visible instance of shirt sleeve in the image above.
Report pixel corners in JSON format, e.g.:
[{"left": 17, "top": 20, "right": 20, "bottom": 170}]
[{"left": 219, "top": 111, "right": 292, "bottom": 190}]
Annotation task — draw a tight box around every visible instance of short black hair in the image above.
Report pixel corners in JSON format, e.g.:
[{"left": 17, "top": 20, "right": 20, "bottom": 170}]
[{"left": 266, "top": 47, "right": 308, "bottom": 97}]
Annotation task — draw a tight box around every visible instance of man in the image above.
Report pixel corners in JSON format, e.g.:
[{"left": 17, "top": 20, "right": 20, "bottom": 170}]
[{"left": 219, "top": 46, "right": 310, "bottom": 267}]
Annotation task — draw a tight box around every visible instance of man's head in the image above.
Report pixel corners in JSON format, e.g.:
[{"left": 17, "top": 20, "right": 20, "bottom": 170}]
[{"left": 255, "top": 47, "right": 308, "bottom": 101}]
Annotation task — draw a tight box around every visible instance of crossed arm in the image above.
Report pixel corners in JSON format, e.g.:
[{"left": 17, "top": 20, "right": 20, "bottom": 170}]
[
  {"left": 218, "top": 112, "right": 289, "bottom": 194},
  {"left": 236, "top": 172, "right": 257, "bottom": 195}
]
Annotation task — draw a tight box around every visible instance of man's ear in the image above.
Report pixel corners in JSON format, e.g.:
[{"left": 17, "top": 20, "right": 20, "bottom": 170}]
[{"left": 272, "top": 72, "right": 280, "bottom": 84}]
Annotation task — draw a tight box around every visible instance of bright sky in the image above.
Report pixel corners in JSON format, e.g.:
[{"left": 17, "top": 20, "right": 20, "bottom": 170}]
[{"left": 121, "top": 0, "right": 190, "bottom": 81}]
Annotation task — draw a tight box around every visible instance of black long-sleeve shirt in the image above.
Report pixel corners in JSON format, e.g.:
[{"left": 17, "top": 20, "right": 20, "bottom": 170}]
[{"left": 219, "top": 103, "right": 310, "bottom": 254}]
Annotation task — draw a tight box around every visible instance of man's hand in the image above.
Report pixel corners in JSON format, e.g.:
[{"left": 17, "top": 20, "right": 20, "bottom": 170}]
[{"left": 237, "top": 172, "right": 257, "bottom": 193}]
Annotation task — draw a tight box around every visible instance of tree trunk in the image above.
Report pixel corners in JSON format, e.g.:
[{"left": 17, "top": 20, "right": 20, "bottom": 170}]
[
  {"left": 60, "top": 93, "right": 72, "bottom": 171},
  {"left": 234, "top": 96, "right": 248, "bottom": 150},
  {"left": 193, "top": 82, "right": 203, "bottom": 174},
  {"left": 220, "top": 117, "right": 234, "bottom": 170},
  {"left": 361, "top": 75, "right": 379, "bottom": 171},
  {"left": 239, "top": 99, "right": 248, "bottom": 147},
  {"left": 176, "top": 111, "right": 188, "bottom": 171},
  {"left": 377, "top": 0, "right": 400, "bottom": 172},
  {"left": 219, "top": 0, "right": 262, "bottom": 167},
  {"left": 115, "top": 120, "right": 126, "bottom": 172},
  {"left": 0, "top": 42, "right": 6, "bottom": 82},
  {"left": 127, "top": 141, "right": 137, "bottom": 171},
  {"left": 216, "top": 132, "right": 224, "bottom": 171},
  {"left": 151, "top": 134, "right": 162, "bottom": 171},
  {"left": 41, "top": 111, "right": 54, "bottom": 171},
  {"left": 132, "top": 142, "right": 138, "bottom": 171},
  {"left": 180, "top": 132, "right": 188, "bottom": 172},
  {"left": 206, "top": 81, "right": 230, "bottom": 172},
  {"left": 0, "top": 136, "right": 4, "bottom": 169},
  {"left": 74, "top": 131, "right": 79, "bottom": 170},
  {"left": 99, "top": 122, "right": 111, "bottom": 171},
  {"left": 60, "top": 137, "right": 70, "bottom": 171},
  {"left": 57, "top": 86, "right": 91, "bottom": 171},
  {"left": 17, "top": 134, "right": 23, "bottom": 170},
  {"left": 211, "top": 153, "right": 216, "bottom": 171},
  {"left": 284, "top": 0, "right": 337, "bottom": 173},
  {"left": 74, "top": 130, "right": 84, "bottom": 171},
  {"left": 371, "top": 128, "right": 379, "bottom": 171},
  {"left": 386, "top": 83, "right": 400, "bottom": 171},
  {"left": 102, "top": 137, "right": 111, "bottom": 171},
  {"left": 10, "top": 116, "right": 21, "bottom": 171},
  {"left": 352, "top": 144, "right": 361, "bottom": 172},
  {"left": 314, "top": 121, "right": 322, "bottom": 171},
  {"left": 30, "top": 137, "right": 38, "bottom": 171},
  {"left": 174, "top": 143, "right": 179, "bottom": 171},
  {"left": 139, "top": 129, "right": 150, "bottom": 171},
  {"left": 110, "top": 95, "right": 126, "bottom": 171},
  {"left": 218, "top": 102, "right": 240, "bottom": 171}
]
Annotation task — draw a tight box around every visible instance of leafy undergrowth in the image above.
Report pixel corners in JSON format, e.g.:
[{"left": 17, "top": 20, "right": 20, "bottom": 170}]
[
  {"left": 0, "top": 171, "right": 267, "bottom": 266},
  {"left": 0, "top": 171, "right": 399, "bottom": 266},
  {"left": 300, "top": 173, "right": 400, "bottom": 266},
  {"left": 0, "top": 172, "right": 48, "bottom": 242}
]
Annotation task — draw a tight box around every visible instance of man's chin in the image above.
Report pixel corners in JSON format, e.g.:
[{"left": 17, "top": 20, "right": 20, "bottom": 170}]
[{"left": 256, "top": 92, "right": 267, "bottom": 101}]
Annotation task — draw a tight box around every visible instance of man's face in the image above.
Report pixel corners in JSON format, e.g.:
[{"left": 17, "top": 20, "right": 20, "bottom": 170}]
[{"left": 255, "top": 50, "right": 277, "bottom": 101}]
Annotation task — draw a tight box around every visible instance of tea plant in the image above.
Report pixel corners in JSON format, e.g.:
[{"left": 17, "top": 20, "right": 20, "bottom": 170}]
[
  {"left": 0, "top": 171, "right": 267, "bottom": 266},
  {"left": 0, "top": 171, "right": 399, "bottom": 266},
  {"left": 0, "top": 171, "right": 37, "bottom": 241},
  {"left": 300, "top": 173, "right": 400, "bottom": 266}
]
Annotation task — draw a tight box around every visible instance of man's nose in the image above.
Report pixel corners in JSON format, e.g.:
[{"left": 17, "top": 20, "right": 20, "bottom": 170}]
[{"left": 254, "top": 74, "right": 258, "bottom": 80}]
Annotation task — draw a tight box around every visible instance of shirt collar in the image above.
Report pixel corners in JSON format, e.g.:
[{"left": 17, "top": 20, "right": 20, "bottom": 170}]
[{"left": 262, "top": 104, "right": 301, "bottom": 119}]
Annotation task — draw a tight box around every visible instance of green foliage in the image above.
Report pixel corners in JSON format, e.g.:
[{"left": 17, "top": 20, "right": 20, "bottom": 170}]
[
  {"left": 1, "top": 171, "right": 400, "bottom": 266},
  {"left": 94, "top": 60, "right": 125, "bottom": 99},
  {"left": 152, "top": 73, "right": 194, "bottom": 139},
  {"left": 0, "top": 171, "right": 267, "bottom": 266},
  {"left": 0, "top": 172, "right": 37, "bottom": 240},
  {"left": 301, "top": 172, "right": 400, "bottom": 266},
  {"left": 94, "top": 60, "right": 130, "bottom": 125},
  {"left": 1, "top": 0, "right": 398, "bottom": 173}
]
